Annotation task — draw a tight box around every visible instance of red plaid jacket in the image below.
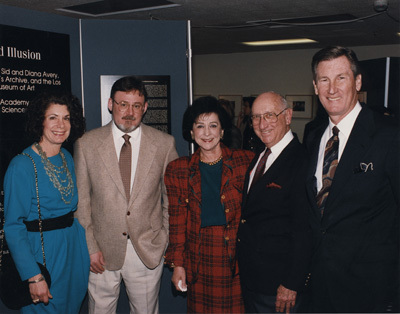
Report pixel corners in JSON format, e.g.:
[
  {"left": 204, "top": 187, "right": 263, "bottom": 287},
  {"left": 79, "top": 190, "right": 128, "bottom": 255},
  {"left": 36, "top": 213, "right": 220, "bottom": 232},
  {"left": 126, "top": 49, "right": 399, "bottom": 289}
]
[{"left": 164, "top": 145, "right": 254, "bottom": 283}]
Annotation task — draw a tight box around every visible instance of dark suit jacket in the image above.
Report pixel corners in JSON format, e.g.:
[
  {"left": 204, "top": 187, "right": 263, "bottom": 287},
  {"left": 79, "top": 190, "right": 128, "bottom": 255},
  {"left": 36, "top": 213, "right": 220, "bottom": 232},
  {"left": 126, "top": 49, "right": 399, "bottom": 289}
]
[
  {"left": 237, "top": 134, "right": 312, "bottom": 295},
  {"left": 304, "top": 106, "right": 400, "bottom": 313}
]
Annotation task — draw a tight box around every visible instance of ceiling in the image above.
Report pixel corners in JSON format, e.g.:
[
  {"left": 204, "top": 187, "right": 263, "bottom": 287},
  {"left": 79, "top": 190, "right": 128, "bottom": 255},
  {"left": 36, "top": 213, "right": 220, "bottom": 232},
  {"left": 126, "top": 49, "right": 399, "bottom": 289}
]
[{"left": 1, "top": 0, "right": 399, "bottom": 55}]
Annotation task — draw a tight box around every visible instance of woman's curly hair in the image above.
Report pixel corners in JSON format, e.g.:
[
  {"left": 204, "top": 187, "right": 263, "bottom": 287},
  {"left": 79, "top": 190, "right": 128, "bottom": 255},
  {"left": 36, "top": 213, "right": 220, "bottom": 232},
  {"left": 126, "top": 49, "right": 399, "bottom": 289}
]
[
  {"left": 25, "top": 90, "right": 86, "bottom": 143},
  {"left": 182, "top": 96, "right": 232, "bottom": 144}
]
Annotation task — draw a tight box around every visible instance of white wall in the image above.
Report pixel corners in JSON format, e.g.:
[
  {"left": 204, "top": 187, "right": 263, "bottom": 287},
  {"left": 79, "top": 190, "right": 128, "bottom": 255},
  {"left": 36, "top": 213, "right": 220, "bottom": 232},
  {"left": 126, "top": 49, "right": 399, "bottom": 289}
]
[{"left": 193, "top": 44, "right": 400, "bottom": 141}]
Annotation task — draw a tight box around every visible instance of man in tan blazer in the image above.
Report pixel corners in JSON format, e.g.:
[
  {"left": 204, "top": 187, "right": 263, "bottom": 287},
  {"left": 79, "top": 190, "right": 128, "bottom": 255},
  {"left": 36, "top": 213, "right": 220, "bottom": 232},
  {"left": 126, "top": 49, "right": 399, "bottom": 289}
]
[{"left": 74, "top": 76, "right": 178, "bottom": 314}]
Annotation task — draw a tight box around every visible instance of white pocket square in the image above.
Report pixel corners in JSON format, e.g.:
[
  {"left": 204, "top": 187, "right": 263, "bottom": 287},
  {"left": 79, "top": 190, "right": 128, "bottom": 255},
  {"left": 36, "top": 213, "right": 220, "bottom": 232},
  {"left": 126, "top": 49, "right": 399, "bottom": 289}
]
[
  {"left": 354, "top": 162, "right": 374, "bottom": 174},
  {"left": 360, "top": 162, "right": 373, "bottom": 172}
]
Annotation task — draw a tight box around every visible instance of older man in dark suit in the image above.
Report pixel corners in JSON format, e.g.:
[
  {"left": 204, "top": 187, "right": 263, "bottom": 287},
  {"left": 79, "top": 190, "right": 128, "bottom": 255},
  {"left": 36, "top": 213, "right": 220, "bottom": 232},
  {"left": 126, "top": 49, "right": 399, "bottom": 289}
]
[
  {"left": 237, "top": 92, "right": 311, "bottom": 313},
  {"left": 304, "top": 46, "right": 399, "bottom": 313}
]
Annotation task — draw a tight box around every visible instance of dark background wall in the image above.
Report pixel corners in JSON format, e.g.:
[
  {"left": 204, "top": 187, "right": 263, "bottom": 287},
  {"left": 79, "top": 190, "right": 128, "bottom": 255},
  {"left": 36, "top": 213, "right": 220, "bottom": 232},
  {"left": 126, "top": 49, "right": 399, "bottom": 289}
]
[
  {"left": 80, "top": 19, "right": 189, "bottom": 155},
  {"left": 78, "top": 18, "right": 189, "bottom": 314},
  {"left": 0, "top": 3, "right": 189, "bottom": 313}
]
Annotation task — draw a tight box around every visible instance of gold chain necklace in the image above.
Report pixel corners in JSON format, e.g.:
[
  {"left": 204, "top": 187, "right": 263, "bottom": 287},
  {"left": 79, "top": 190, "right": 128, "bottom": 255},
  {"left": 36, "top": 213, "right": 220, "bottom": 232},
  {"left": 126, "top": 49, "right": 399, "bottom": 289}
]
[
  {"left": 200, "top": 155, "right": 223, "bottom": 166},
  {"left": 34, "top": 143, "right": 74, "bottom": 204}
]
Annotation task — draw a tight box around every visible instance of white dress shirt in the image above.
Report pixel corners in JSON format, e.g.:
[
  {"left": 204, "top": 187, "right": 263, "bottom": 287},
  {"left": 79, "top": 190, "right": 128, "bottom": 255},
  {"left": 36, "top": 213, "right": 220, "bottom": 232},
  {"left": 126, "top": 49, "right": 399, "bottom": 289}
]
[
  {"left": 315, "top": 102, "right": 362, "bottom": 193},
  {"left": 112, "top": 122, "right": 142, "bottom": 193}
]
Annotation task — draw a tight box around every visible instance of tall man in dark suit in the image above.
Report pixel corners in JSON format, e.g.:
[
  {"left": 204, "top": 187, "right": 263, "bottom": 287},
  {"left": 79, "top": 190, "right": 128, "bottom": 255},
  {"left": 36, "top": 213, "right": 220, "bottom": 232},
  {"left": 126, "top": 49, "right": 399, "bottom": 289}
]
[
  {"left": 237, "top": 92, "right": 311, "bottom": 313},
  {"left": 304, "top": 46, "right": 399, "bottom": 313}
]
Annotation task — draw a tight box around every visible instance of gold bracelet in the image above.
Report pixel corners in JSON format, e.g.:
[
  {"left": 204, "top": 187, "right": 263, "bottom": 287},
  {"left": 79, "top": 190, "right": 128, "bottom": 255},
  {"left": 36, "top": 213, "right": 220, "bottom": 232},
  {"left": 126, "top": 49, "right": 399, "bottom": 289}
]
[{"left": 27, "top": 275, "right": 45, "bottom": 284}]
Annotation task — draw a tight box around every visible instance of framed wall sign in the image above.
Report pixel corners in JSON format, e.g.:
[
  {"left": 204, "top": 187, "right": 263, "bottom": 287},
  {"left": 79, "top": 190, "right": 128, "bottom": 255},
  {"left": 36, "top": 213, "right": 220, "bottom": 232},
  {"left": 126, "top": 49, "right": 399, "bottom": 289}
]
[{"left": 286, "top": 95, "right": 313, "bottom": 119}]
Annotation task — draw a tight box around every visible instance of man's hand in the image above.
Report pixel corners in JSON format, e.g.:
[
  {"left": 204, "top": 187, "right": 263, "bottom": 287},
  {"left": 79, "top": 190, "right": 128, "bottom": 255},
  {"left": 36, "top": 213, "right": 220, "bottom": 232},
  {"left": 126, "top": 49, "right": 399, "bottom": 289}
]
[
  {"left": 90, "top": 251, "right": 106, "bottom": 274},
  {"left": 171, "top": 266, "right": 187, "bottom": 292},
  {"left": 275, "top": 284, "right": 297, "bottom": 313}
]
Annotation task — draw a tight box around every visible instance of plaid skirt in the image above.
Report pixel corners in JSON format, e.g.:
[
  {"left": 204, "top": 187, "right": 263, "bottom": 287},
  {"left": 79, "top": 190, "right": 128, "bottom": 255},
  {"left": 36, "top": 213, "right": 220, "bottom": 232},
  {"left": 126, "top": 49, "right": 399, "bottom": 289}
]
[{"left": 187, "top": 225, "right": 244, "bottom": 313}]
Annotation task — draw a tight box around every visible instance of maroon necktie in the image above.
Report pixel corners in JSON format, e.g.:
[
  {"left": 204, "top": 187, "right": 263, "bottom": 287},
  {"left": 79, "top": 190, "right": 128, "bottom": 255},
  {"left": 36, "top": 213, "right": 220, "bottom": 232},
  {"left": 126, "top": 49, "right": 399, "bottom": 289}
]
[
  {"left": 251, "top": 148, "right": 271, "bottom": 188},
  {"left": 119, "top": 134, "right": 132, "bottom": 201},
  {"left": 316, "top": 126, "right": 339, "bottom": 215}
]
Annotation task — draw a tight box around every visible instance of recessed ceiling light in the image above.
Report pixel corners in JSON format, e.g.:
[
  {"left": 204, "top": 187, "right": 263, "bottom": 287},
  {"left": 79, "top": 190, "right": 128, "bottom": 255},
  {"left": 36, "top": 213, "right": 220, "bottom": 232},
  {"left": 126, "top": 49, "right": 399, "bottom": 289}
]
[{"left": 242, "top": 38, "right": 317, "bottom": 46}]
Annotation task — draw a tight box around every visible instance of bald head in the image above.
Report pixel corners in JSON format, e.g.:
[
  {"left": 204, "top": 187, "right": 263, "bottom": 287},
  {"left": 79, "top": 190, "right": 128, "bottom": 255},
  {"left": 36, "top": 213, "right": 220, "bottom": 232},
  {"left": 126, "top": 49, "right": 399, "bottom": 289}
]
[{"left": 254, "top": 92, "right": 288, "bottom": 110}]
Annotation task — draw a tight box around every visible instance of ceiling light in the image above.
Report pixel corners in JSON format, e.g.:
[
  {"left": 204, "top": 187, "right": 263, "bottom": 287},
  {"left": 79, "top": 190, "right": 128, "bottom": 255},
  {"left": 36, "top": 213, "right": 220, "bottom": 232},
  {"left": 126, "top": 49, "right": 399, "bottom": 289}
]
[{"left": 242, "top": 38, "right": 317, "bottom": 46}]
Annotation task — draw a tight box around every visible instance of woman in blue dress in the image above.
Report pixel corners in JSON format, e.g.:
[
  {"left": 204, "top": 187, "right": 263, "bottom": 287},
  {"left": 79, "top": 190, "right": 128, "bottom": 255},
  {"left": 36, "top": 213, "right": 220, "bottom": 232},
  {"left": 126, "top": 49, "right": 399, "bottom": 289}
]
[{"left": 3, "top": 91, "right": 90, "bottom": 313}]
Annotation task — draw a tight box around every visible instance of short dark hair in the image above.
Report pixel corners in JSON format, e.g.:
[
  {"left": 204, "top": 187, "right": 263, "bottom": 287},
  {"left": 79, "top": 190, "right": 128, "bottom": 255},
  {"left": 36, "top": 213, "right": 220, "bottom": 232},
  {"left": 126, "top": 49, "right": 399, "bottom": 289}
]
[
  {"left": 26, "top": 90, "right": 86, "bottom": 143},
  {"left": 182, "top": 96, "right": 232, "bottom": 143},
  {"left": 311, "top": 46, "right": 361, "bottom": 81},
  {"left": 110, "top": 76, "right": 148, "bottom": 102}
]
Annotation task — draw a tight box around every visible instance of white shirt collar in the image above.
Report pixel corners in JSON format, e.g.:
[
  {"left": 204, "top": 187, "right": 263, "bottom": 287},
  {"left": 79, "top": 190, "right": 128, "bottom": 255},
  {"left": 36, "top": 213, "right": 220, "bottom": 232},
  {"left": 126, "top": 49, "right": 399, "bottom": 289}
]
[
  {"left": 111, "top": 121, "right": 141, "bottom": 142},
  {"left": 269, "top": 129, "right": 294, "bottom": 157},
  {"left": 328, "top": 102, "right": 362, "bottom": 139}
]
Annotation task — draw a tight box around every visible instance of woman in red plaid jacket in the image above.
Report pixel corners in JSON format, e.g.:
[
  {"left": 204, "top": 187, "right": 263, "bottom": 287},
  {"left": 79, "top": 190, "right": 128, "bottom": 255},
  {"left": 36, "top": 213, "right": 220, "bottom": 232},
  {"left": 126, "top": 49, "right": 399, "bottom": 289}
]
[{"left": 164, "top": 96, "right": 254, "bottom": 313}]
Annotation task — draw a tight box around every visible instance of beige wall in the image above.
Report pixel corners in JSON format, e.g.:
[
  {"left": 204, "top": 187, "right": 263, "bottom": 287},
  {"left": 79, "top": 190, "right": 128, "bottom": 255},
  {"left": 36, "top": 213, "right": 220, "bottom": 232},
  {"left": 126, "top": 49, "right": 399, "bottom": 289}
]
[{"left": 193, "top": 45, "right": 400, "bottom": 141}]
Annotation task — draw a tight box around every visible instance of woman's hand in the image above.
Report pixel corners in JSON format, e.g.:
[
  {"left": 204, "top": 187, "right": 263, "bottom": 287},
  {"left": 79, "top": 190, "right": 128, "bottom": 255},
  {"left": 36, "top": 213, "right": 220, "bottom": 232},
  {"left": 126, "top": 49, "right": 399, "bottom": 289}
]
[
  {"left": 171, "top": 266, "right": 187, "bottom": 292},
  {"left": 29, "top": 273, "right": 53, "bottom": 305}
]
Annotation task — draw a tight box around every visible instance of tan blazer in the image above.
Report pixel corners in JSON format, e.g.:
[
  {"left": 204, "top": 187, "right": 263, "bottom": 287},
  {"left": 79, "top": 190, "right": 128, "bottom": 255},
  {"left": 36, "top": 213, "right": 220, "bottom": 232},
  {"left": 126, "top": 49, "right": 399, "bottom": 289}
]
[{"left": 74, "top": 122, "right": 178, "bottom": 270}]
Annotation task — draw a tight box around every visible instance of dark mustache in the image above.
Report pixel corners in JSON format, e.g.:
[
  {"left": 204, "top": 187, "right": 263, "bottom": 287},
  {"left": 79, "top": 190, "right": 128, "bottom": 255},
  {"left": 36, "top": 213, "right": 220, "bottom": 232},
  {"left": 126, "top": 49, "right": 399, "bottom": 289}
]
[{"left": 122, "top": 116, "right": 136, "bottom": 121}]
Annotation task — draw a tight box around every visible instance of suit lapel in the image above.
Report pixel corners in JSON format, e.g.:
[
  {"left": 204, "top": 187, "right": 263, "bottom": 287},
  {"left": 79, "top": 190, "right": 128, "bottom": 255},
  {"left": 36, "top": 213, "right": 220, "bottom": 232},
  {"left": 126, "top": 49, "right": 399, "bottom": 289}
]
[
  {"left": 258, "top": 137, "right": 298, "bottom": 185},
  {"left": 129, "top": 125, "right": 157, "bottom": 205},
  {"left": 188, "top": 150, "right": 202, "bottom": 204},
  {"left": 242, "top": 151, "right": 261, "bottom": 209},
  {"left": 305, "top": 122, "right": 328, "bottom": 220},
  {"left": 323, "top": 108, "right": 374, "bottom": 215},
  {"left": 220, "top": 147, "right": 234, "bottom": 193},
  {"left": 245, "top": 137, "right": 299, "bottom": 200},
  {"left": 97, "top": 123, "right": 126, "bottom": 198}
]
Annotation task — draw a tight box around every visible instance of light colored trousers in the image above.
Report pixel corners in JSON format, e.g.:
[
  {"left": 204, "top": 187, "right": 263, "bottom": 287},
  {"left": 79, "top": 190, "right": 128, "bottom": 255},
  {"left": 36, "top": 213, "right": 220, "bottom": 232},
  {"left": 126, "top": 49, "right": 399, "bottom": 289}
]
[{"left": 88, "top": 240, "right": 163, "bottom": 314}]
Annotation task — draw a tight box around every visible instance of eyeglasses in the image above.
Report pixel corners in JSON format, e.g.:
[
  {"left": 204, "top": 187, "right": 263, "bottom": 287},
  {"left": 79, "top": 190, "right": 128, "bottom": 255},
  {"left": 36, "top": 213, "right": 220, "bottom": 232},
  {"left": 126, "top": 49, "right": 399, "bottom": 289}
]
[
  {"left": 251, "top": 108, "right": 288, "bottom": 125},
  {"left": 113, "top": 100, "right": 144, "bottom": 113}
]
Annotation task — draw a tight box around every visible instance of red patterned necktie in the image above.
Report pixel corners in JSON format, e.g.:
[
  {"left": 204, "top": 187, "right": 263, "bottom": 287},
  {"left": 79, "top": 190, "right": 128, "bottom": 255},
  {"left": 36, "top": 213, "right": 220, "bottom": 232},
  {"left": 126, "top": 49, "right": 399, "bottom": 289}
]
[
  {"left": 119, "top": 134, "right": 132, "bottom": 201},
  {"left": 316, "top": 126, "right": 339, "bottom": 215},
  {"left": 251, "top": 148, "right": 271, "bottom": 189}
]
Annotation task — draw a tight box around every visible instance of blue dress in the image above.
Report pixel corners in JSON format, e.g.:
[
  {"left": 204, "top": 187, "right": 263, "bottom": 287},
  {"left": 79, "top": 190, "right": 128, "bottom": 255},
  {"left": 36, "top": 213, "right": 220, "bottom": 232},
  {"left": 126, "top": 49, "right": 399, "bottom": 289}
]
[{"left": 3, "top": 146, "right": 90, "bottom": 313}]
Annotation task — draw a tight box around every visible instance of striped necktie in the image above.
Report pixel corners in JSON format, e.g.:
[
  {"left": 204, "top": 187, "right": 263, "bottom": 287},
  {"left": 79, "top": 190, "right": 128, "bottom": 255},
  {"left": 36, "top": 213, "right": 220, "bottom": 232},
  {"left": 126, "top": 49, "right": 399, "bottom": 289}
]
[{"left": 316, "top": 126, "right": 339, "bottom": 215}]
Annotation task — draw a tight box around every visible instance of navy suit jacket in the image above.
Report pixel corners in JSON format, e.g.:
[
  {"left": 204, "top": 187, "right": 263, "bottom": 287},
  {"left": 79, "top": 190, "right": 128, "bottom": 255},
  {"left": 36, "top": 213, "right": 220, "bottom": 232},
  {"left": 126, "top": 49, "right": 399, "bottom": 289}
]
[
  {"left": 304, "top": 106, "right": 400, "bottom": 312},
  {"left": 237, "top": 135, "right": 312, "bottom": 295}
]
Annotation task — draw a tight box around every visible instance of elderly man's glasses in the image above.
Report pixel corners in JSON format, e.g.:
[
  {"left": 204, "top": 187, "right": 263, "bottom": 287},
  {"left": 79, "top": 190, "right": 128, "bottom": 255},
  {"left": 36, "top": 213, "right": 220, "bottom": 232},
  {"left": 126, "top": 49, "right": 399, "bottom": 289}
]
[
  {"left": 251, "top": 108, "right": 288, "bottom": 125},
  {"left": 113, "top": 100, "right": 144, "bottom": 113}
]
